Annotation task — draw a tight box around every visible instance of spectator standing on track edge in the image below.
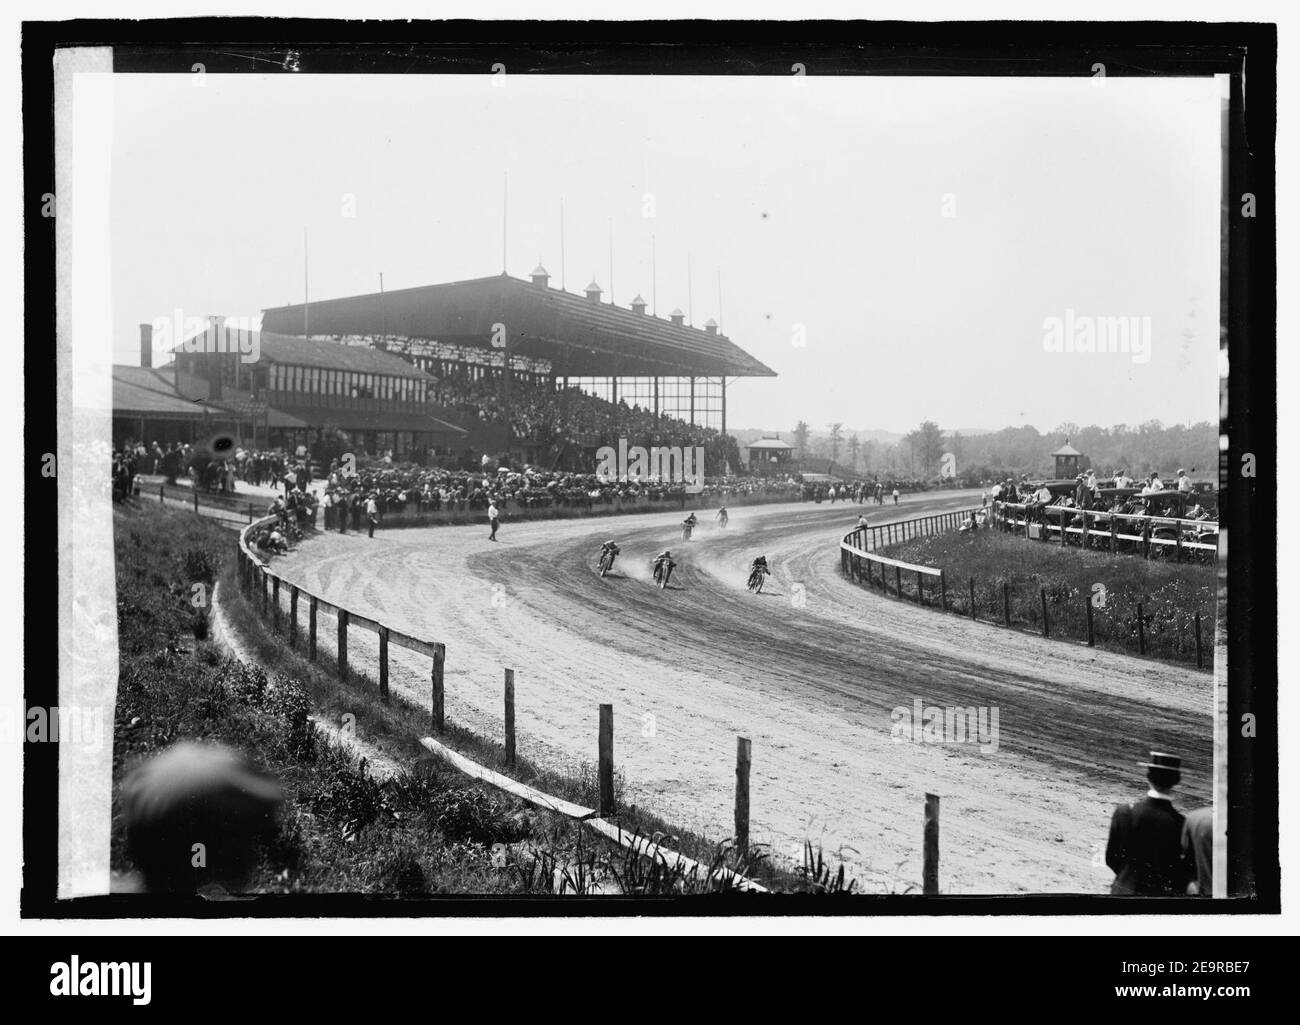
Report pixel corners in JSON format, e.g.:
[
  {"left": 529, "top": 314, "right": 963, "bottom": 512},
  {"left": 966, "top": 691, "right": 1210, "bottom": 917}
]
[{"left": 488, "top": 500, "right": 500, "bottom": 541}]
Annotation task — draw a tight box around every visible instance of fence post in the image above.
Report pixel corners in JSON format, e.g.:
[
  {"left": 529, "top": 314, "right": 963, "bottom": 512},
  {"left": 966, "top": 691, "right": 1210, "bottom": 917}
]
[
  {"left": 915, "top": 570, "right": 924, "bottom": 606},
  {"left": 504, "top": 668, "right": 516, "bottom": 768},
  {"left": 1175, "top": 526, "right": 1183, "bottom": 563},
  {"left": 272, "top": 577, "right": 281, "bottom": 632},
  {"left": 1059, "top": 509, "right": 1066, "bottom": 547},
  {"left": 308, "top": 596, "right": 318, "bottom": 660},
  {"left": 1081, "top": 510, "right": 1089, "bottom": 549},
  {"left": 378, "top": 626, "right": 390, "bottom": 703},
  {"left": 289, "top": 585, "right": 299, "bottom": 648},
  {"left": 160, "top": 483, "right": 165, "bottom": 504},
  {"left": 193, "top": 489, "right": 199, "bottom": 514},
  {"left": 1194, "top": 612, "right": 1203, "bottom": 668},
  {"left": 923, "top": 793, "right": 940, "bottom": 896},
  {"left": 1142, "top": 520, "right": 1151, "bottom": 560},
  {"left": 338, "top": 609, "right": 349, "bottom": 679},
  {"left": 1003, "top": 582, "right": 1011, "bottom": 627},
  {"left": 939, "top": 570, "right": 947, "bottom": 613},
  {"left": 1040, "top": 587, "right": 1049, "bottom": 637},
  {"left": 1137, "top": 603, "right": 1146, "bottom": 655},
  {"left": 1086, "top": 593, "right": 1095, "bottom": 646},
  {"left": 432, "top": 645, "right": 445, "bottom": 732},
  {"left": 735, "top": 736, "right": 751, "bottom": 859},
  {"left": 894, "top": 565, "right": 901, "bottom": 597},
  {"left": 1111, "top": 516, "right": 1118, "bottom": 553},
  {"left": 598, "top": 704, "right": 615, "bottom": 817},
  {"left": 261, "top": 569, "right": 268, "bottom": 617},
  {"left": 969, "top": 577, "right": 976, "bottom": 620},
  {"left": 248, "top": 503, "right": 253, "bottom": 524}
]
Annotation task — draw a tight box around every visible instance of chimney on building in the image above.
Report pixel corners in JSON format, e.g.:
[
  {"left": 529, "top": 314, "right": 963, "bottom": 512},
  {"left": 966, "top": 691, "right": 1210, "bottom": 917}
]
[
  {"left": 669, "top": 307, "right": 685, "bottom": 326},
  {"left": 139, "top": 323, "right": 153, "bottom": 368},
  {"left": 704, "top": 318, "right": 718, "bottom": 335},
  {"left": 584, "top": 279, "right": 603, "bottom": 303},
  {"left": 630, "top": 294, "right": 647, "bottom": 315},
  {"left": 531, "top": 263, "right": 550, "bottom": 287}
]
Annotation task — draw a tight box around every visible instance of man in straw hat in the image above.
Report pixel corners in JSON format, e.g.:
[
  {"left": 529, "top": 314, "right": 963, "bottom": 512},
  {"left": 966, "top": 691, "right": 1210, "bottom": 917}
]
[{"left": 1105, "top": 751, "right": 1196, "bottom": 896}]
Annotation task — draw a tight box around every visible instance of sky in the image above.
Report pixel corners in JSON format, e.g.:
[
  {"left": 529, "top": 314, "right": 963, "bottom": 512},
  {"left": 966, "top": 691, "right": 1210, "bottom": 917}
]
[{"left": 102, "top": 71, "right": 1224, "bottom": 435}]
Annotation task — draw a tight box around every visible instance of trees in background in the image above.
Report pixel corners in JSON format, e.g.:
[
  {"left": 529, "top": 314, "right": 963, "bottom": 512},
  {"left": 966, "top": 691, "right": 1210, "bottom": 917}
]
[{"left": 781, "top": 418, "right": 1216, "bottom": 482}]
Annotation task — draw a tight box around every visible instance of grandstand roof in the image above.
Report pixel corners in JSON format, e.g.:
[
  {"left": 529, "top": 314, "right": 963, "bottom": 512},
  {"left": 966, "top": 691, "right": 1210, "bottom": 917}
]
[
  {"left": 261, "top": 274, "right": 776, "bottom": 378},
  {"left": 248, "top": 334, "right": 434, "bottom": 379}
]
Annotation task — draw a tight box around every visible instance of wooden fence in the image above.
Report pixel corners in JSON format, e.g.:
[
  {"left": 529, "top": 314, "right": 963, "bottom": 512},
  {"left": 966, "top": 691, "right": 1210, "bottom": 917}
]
[
  {"left": 237, "top": 517, "right": 446, "bottom": 726},
  {"left": 990, "top": 501, "right": 1218, "bottom": 562},
  {"left": 839, "top": 516, "right": 1210, "bottom": 667}
]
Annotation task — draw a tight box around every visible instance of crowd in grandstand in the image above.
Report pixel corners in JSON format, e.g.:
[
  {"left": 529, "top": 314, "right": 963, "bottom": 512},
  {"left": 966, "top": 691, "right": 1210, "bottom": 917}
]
[{"left": 435, "top": 375, "right": 737, "bottom": 470}]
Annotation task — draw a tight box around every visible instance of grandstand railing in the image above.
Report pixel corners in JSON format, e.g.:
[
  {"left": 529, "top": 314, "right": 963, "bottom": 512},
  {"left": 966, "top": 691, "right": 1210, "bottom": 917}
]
[
  {"left": 236, "top": 516, "right": 448, "bottom": 729},
  {"left": 989, "top": 501, "right": 1219, "bottom": 561}
]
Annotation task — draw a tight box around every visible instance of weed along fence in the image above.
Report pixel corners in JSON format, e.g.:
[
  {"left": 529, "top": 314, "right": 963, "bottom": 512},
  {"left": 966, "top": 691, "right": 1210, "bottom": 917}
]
[
  {"left": 839, "top": 515, "right": 1211, "bottom": 668},
  {"left": 990, "top": 501, "right": 1219, "bottom": 563},
  {"left": 235, "top": 517, "right": 953, "bottom": 893}
]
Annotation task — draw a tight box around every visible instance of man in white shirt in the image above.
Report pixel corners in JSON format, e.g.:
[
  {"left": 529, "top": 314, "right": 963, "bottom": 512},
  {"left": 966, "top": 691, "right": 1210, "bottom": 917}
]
[
  {"left": 488, "top": 501, "right": 500, "bottom": 541},
  {"left": 365, "top": 494, "right": 379, "bottom": 538},
  {"left": 1176, "top": 468, "right": 1193, "bottom": 493}
]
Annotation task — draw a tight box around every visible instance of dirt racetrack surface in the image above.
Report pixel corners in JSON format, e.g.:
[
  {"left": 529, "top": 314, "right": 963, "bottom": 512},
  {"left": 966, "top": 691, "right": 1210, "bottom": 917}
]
[{"left": 270, "top": 490, "right": 1213, "bottom": 894}]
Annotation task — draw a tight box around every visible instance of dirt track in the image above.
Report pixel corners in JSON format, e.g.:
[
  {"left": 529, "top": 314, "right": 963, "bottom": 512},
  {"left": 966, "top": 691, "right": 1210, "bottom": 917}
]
[{"left": 270, "top": 490, "right": 1213, "bottom": 894}]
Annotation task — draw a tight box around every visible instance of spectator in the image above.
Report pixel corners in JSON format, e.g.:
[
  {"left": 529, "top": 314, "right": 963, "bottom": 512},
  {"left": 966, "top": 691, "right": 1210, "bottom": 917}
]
[
  {"left": 1182, "top": 806, "right": 1213, "bottom": 897},
  {"left": 1105, "top": 752, "right": 1194, "bottom": 896}
]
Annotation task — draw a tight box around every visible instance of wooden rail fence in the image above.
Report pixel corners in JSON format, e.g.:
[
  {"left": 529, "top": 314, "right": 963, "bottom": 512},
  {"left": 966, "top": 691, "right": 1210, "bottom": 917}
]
[{"left": 839, "top": 518, "right": 1209, "bottom": 668}]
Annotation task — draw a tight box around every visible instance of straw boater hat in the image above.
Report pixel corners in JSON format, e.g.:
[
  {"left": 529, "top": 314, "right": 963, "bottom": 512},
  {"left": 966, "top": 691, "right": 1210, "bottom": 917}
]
[{"left": 1138, "top": 751, "right": 1182, "bottom": 772}]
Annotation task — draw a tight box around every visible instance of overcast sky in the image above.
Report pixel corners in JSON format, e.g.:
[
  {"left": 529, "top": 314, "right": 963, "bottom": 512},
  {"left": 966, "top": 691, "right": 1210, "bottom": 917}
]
[{"left": 103, "top": 71, "right": 1223, "bottom": 434}]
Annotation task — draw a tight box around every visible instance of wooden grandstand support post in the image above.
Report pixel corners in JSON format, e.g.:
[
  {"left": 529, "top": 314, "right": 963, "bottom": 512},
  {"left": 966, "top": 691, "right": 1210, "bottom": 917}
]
[
  {"left": 735, "top": 736, "right": 751, "bottom": 859},
  {"left": 923, "top": 793, "right": 940, "bottom": 896},
  {"left": 378, "top": 626, "right": 390, "bottom": 703},
  {"left": 337, "top": 609, "right": 349, "bottom": 679},
  {"left": 598, "top": 704, "right": 615, "bottom": 817},
  {"left": 432, "top": 645, "right": 446, "bottom": 732}
]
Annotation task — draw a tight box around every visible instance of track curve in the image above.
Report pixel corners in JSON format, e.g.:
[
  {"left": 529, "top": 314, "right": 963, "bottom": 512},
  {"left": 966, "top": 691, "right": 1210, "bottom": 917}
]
[{"left": 271, "top": 490, "right": 1212, "bottom": 894}]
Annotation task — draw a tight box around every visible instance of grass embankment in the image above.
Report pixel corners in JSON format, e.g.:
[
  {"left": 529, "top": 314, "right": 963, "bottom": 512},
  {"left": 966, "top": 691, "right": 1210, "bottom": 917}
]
[
  {"left": 114, "top": 503, "right": 860, "bottom": 894},
  {"left": 875, "top": 529, "right": 1215, "bottom": 668}
]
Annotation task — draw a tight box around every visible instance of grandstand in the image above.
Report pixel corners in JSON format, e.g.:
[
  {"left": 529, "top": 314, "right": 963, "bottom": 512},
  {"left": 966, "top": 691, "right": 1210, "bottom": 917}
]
[{"left": 260, "top": 269, "right": 776, "bottom": 471}]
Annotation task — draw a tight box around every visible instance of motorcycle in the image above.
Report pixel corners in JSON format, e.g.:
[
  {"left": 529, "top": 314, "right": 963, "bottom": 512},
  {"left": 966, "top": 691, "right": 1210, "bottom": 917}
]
[
  {"left": 598, "top": 548, "right": 617, "bottom": 577},
  {"left": 747, "top": 566, "right": 767, "bottom": 594},
  {"left": 682, "top": 520, "right": 695, "bottom": 541},
  {"left": 653, "top": 558, "right": 675, "bottom": 589}
]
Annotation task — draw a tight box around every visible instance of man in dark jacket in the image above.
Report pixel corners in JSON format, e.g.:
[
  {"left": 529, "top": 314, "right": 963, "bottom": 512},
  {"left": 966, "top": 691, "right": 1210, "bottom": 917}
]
[{"left": 1105, "top": 752, "right": 1195, "bottom": 896}]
